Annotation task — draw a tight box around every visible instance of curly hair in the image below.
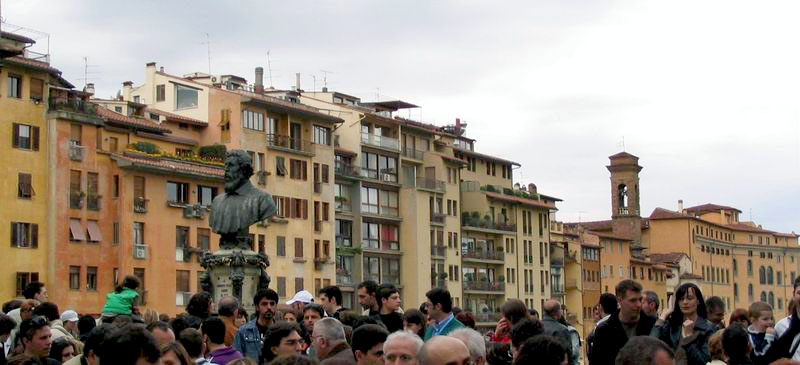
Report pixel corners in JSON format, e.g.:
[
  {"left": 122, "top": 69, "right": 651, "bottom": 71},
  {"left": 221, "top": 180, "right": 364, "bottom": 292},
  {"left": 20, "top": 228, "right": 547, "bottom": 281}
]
[{"left": 226, "top": 150, "right": 254, "bottom": 179}]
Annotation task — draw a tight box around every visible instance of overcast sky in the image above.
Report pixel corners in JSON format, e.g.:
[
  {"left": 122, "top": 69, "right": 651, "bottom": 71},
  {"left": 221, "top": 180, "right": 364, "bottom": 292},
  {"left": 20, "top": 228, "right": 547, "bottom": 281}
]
[{"left": 4, "top": 0, "right": 798, "bottom": 232}]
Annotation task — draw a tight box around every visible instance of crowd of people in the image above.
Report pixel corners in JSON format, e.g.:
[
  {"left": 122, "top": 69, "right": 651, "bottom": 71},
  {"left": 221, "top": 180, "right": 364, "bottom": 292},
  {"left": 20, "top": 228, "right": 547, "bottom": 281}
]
[{"left": 4, "top": 276, "right": 800, "bottom": 365}]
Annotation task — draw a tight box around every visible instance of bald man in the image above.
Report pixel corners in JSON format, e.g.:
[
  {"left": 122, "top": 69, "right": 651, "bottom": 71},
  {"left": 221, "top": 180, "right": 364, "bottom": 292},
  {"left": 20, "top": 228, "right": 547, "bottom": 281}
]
[
  {"left": 540, "top": 299, "right": 572, "bottom": 357},
  {"left": 418, "top": 336, "right": 471, "bottom": 365},
  {"left": 218, "top": 296, "right": 240, "bottom": 346}
]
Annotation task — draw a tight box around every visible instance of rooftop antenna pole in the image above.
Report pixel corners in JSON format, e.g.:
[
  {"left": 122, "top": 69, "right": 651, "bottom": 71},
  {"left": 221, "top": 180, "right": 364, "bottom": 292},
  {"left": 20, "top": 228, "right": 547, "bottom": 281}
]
[
  {"left": 320, "top": 70, "right": 333, "bottom": 89},
  {"left": 266, "top": 50, "right": 274, "bottom": 87},
  {"left": 84, "top": 57, "right": 88, "bottom": 85},
  {"left": 202, "top": 33, "right": 211, "bottom": 74},
  {"left": 312, "top": 75, "right": 316, "bottom": 92}
]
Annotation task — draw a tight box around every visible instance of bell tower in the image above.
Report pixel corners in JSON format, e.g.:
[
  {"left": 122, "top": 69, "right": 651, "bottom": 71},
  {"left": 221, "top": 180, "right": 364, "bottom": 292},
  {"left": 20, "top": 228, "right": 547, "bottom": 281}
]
[{"left": 607, "top": 152, "right": 643, "bottom": 241}]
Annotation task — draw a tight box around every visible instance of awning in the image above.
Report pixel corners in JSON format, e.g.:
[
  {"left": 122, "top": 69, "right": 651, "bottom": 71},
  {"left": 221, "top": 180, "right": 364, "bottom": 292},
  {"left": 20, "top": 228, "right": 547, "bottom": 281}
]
[
  {"left": 87, "top": 221, "right": 103, "bottom": 242},
  {"left": 69, "top": 219, "right": 86, "bottom": 241}
]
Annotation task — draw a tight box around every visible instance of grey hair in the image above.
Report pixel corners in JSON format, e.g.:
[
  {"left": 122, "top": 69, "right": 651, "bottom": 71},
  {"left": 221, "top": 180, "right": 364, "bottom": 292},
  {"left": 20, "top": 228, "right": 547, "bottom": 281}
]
[
  {"left": 314, "top": 317, "right": 345, "bottom": 341},
  {"left": 384, "top": 331, "right": 424, "bottom": 354},
  {"left": 644, "top": 291, "right": 659, "bottom": 310},
  {"left": 615, "top": 336, "right": 674, "bottom": 365},
  {"left": 449, "top": 328, "right": 486, "bottom": 362}
]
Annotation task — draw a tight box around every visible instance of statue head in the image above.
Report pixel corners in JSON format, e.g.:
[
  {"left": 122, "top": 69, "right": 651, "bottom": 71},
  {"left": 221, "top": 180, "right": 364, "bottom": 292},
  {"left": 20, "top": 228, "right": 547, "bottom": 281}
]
[{"left": 224, "top": 150, "right": 254, "bottom": 193}]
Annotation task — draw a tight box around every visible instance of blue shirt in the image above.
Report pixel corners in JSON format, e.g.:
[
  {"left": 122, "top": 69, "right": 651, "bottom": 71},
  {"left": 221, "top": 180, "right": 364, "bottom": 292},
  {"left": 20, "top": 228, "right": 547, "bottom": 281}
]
[{"left": 432, "top": 313, "right": 456, "bottom": 336}]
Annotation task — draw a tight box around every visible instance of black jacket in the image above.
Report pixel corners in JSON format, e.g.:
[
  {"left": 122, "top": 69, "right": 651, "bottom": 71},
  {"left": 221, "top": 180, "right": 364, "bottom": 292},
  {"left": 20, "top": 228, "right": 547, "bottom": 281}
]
[
  {"left": 762, "top": 312, "right": 800, "bottom": 365},
  {"left": 651, "top": 317, "right": 714, "bottom": 365},
  {"left": 589, "top": 310, "right": 656, "bottom": 365}
]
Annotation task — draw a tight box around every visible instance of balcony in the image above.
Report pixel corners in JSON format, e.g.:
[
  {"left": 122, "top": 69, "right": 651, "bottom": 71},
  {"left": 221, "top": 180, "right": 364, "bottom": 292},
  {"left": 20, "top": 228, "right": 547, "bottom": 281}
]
[
  {"left": 474, "top": 312, "right": 503, "bottom": 323},
  {"left": 464, "top": 280, "right": 505, "bottom": 293},
  {"left": 462, "top": 248, "right": 504, "bottom": 263},
  {"left": 551, "top": 285, "right": 566, "bottom": 296},
  {"left": 550, "top": 255, "right": 564, "bottom": 267},
  {"left": 69, "top": 192, "right": 84, "bottom": 209},
  {"left": 336, "top": 269, "right": 353, "bottom": 285},
  {"left": 335, "top": 198, "right": 351, "bottom": 212},
  {"left": 267, "top": 134, "right": 314, "bottom": 156},
  {"left": 133, "top": 244, "right": 148, "bottom": 259},
  {"left": 361, "top": 132, "right": 400, "bottom": 151},
  {"left": 362, "top": 239, "right": 400, "bottom": 252},
  {"left": 314, "top": 256, "right": 330, "bottom": 271},
  {"left": 134, "top": 197, "right": 149, "bottom": 213},
  {"left": 361, "top": 168, "right": 398, "bottom": 184},
  {"left": 69, "top": 144, "right": 85, "bottom": 161},
  {"left": 431, "top": 245, "right": 446, "bottom": 258},
  {"left": 416, "top": 177, "right": 445, "bottom": 193},
  {"left": 361, "top": 205, "right": 399, "bottom": 219},
  {"left": 431, "top": 212, "right": 446, "bottom": 225},
  {"left": 461, "top": 213, "right": 516, "bottom": 233},
  {"left": 402, "top": 147, "right": 425, "bottom": 160},
  {"left": 87, "top": 194, "right": 101, "bottom": 211},
  {"left": 334, "top": 162, "right": 361, "bottom": 179},
  {"left": 335, "top": 236, "right": 352, "bottom": 247},
  {"left": 49, "top": 97, "right": 98, "bottom": 116},
  {"left": 183, "top": 205, "right": 206, "bottom": 219}
]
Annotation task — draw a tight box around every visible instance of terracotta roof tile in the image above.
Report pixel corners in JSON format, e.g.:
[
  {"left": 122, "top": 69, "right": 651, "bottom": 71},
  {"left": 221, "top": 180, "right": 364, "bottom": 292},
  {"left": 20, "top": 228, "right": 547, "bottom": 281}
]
[
  {"left": 484, "top": 191, "right": 556, "bottom": 210},
  {"left": 649, "top": 252, "right": 687, "bottom": 265},
  {"left": 567, "top": 220, "right": 613, "bottom": 231},
  {"left": 96, "top": 107, "right": 171, "bottom": 133},
  {"left": 649, "top": 208, "right": 688, "bottom": 220},
  {"left": 685, "top": 203, "right": 742, "bottom": 214},
  {"left": 145, "top": 107, "right": 206, "bottom": 126},
  {"left": 2, "top": 56, "right": 74, "bottom": 88},
  {"left": 115, "top": 153, "right": 224, "bottom": 179},
  {"left": 589, "top": 230, "right": 632, "bottom": 241},
  {"left": 453, "top": 147, "right": 520, "bottom": 166},
  {"left": 609, "top": 151, "right": 639, "bottom": 159}
]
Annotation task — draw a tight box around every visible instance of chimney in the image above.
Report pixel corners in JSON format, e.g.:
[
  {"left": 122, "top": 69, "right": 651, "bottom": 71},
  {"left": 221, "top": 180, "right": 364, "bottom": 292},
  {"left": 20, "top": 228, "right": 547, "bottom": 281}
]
[
  {"left": 322, "top": 87, "right": 328, "bottom": 92},
  {"left": 159, "top": 66, "right": 164, "bottom": 72},
  {"left": 678, "top": 200, "right": 684, "bottom": 213},
  {"left": 83, "top": 83, "right": 95, "bottom": 96},
  {"left": 295, "top": 73, "right": 301, "bottom": 91},
  {"left": 122, "top": 81, "right": 133, "bottom": 100},
  {"left": 456, "top": 118, "right": 461, "bottom": 129},
  {"left": 254, "top": 67, "right": 264, "bottom": 94}
]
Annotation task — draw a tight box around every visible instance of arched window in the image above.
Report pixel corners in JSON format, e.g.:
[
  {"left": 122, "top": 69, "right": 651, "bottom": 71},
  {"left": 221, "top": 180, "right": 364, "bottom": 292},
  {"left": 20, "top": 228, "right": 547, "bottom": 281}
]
[
  {"left": 618, "top": 184, "right": 628, "bottom": 213},
  {"left": 760, "top": 266, "right": 766, "bottom": 284},
  {"left": 761, "top": 291, "right": 767, "bottom": 302},
  {"left": 747, "top": 260, "right": 753, "bottom": 276},
  {"left": 769, "top": 292, "right": 775, "bottom": 308},
  {"left": 768, "top": 267, "right": 774, "bottom": 285},
  {"left": 748, "top": 284, "right": 754, "bottom": 301}
]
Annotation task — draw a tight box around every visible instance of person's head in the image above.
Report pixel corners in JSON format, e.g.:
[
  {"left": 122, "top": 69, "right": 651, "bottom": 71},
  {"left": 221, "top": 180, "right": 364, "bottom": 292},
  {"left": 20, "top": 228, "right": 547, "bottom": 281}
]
[
  {"left": 542, "top": 300, "right": 563, "bottom": 320},
  {"left": 514, "top": 335, "right": 568, "bottom": 365},
  {"left": 529, "top": 309, "right": 539, "bottom": 320},
  {"left": 261, "top": 322, "right": 305, "bottom": 363},
  {"left": 614, "top": 336, "right": 675, "bottom": 365},
  {"left": 254, "top": 289, "right": 279, "bottom": 324},
  {"left": 311, "top": 318, "right": 346, "bottom": 359},
  {"left": 303, "top": 304, "right": 325, "bottom": 335},
  {"left": 237, "top": 308, "right": 249, "bottom": 327},
  {"left": 227, "top": 360, "right": 259, "bottom": 365},
  {"left": 486, "top": 342, "right": 513, "bottom": 365},
  {"left": 287, "top": 290, "right": 314, "bottom": 313},
  {"left": 450, "top": 328, "right": 486, "bottom": 365},
  {"left": 32, "top": 302, "right": 59, "bottom": 322},
  {"left": 425, "top": 288, "right": 453, "bottom": 321},
  {"left": 200, "top": 316, "right": 226, "bottom": 346},
  {"left": 358, "top": 281, "right": 379, "bottom": 311},
  {"left": 729, "top": 308, "right": 750, "bottom": 327},
  {"left": 383, "top": 331, "right": 423, "bottom": 365},
  {"left": 418, "top": 335, "right": 470, "bottom": 365},
  {"left": 501, "top": 299, "right": 530, "bottom": 325},
  {"left": 217, "top": 296, "right": 240, "bottom": 319},
  {"left": 224, "top": 150, "right": 255, "bottom": 193},
  {"left": 142, "top": 309, "right": 159, "bottom": 325},
  {"left": 159, "top": 341, "right": 192, "bottom": 365},
  {"left": 722, "top": 323, "right": 752, "bottom": 363},
  {"left": 76, "top": 315, "right": 96, "bottom": 339},
  {"left": 615, "top": 280, "right": 643, "bottom": 323},
  {"left": 19, "top": 300, "right": 37, "bottom": 321},
  {"left": 705, "top": 296, "right": 726, "bottom": 326},
  {"left": 748, "top": 301, "right": 774, "bottom": 332},
  {"left": 19, "top": 316, "right": 51, "bottom": 356},
  {"left": 669, "top": 283, "right": 707, "bottom": 327},
  {"left": 643, "top": 291, "right": 659, "bottom": 317},
  {"left": 598, "top": 293, "right": 618, "bottom": 317},
  {"left": 101, "top": 324, "right": 160, "bottom": 365},
  {"left": 0, "top": 313, "right": 17, "bottom": 343},
  {"left": 60, "top": 310, "right": 80, "bottom": 334},
  {"left": 146, "top": 321, "right": 175, "bottom": 347},
  {"left": 318, "top": 286, "right": 343, "bottom": 315},
  {"left": 23, "top": 282, "right": 47, "bottom": 302},
  {"left": 402, "top": 309, "right": 426, "bottom": 338},
  {"left": 48, "top": 336, "right": 75, "bottom": 363},
  {"left": 83, "top": 324, "right": 113, "bottom": 365},
  {"left": 267, "top": 354, "right": 318, "bottom": 365},
  {"left": 186, "top": 292, "right": 214, "bottom": 320},
  {"left": 510, "top": 319, "right": 544, "bottom": 359},
  {"left": 455, "top": 311, "right": 476, "bottom": 330},
  {"left": 116, "top": 275, "right": 141, "bottom": 293},
  {"left": 379, "top": 286, "right": 402, "bottom": 313},
  {"left": 159, "top": 314, "right": 171, "bottom": 323},
  {"left": 708, "top": 329, "right": 724, "bottom": 361},
  {"left": 282, "top": 310, "right": 299, "bottom": 323},
  {"left": 351, "top": 324, "right": 389, "bottom": 365},
  {"left": 178, "top": 328, "right": 204, "bottom": 360}
]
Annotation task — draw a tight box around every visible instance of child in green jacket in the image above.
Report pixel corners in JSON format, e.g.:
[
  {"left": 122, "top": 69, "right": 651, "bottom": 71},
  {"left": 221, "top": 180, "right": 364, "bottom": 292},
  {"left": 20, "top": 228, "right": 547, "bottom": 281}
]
[{"left": 101, "top": 275, "right": 141, "bottom": 318}]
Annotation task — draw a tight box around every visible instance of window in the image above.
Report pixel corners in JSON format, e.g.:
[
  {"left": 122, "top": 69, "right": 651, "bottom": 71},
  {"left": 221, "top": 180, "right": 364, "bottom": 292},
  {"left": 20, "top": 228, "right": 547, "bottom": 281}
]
[
  {"left": 277, "top": 236, "right": 286, "bottom": 256},
  {"left": 133, "top": 95, "right": 140, "bottom": 103},
  {"left": 176, "top": 270, "right": 191, "bottom": 299},
  {"left": 113, "top": 222, "right": 120, "bottom": 245},
  {"left": 294, "top": 238, "right": 304, "bottom": 258},
  {"left": 87, "top": 267, "right": 98, "bottom": 291},
  {"left": 336, "top": 220, "right": 352, "bottom": 247},
  {"left": 276, "top": 156, "right": 287, "bottom": 177},
  {"left": 313, "top": 126, "right": 330, "bottom": 145},
  {"left": 175, "top": 84, "right": 199, "bottom": 109},
  {"left": 197, "top": 186, "right": 217, "bottom": 207},
  {"left": 156, "top": 84, "right": 165, "bottom": 102},
  {"left": 176, "top": 226, "right": 190, "bottom": 262},
  {"left": 11, "top": 222, "right": 38, "bottom": 248},
  {"left": 295, "top": 278, "right": 304, "bottom": 292},
  {"left": 70, "top": 266, "right": 81, "bottom": 290},
  {"left": 322, "top": 164, "right": 329, "bottom": 183},
  {"left": 114, "top": 106, "right": 123, "bottom": 113},
  {"left": 167, "top": 182, "right": 190, "bottom": 204},
  {"left": 17, "top": 173, "right": 33, "bottom": 199},
  {"left": 12, "top": 123, "right": 39, "bottom": 151},
  {"left": 277, "top": 277, "right": 286, "bottom": 297},
  {"left": 133, "top": 222, "right": 144, "bottom": 245},
  {"left": 289, "top": 159, "right": 307, "bottom": 180},
  {"left": 30, "top": 78, "right": 44, "bottom": 101},
  {"left": 15, "top": 272, "right": 39, "bottom": 297},
  {"left": 242, "top": 110, "right": 265, "bottom": 131},
  {"left": 197, "top": 228, "right": 210, "bottom": 252},
  {"left": 747, "top": 260, "right": 753, "bottom": 276},
  {"left": 8, "top": 74, "right": 21, "bottom": 98}
]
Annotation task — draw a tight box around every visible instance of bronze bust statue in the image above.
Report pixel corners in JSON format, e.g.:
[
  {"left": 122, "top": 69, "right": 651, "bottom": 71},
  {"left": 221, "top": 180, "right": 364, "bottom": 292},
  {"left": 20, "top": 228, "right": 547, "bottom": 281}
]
[{"left": 209, "top": 150, "right": 277, "bottom": 250}]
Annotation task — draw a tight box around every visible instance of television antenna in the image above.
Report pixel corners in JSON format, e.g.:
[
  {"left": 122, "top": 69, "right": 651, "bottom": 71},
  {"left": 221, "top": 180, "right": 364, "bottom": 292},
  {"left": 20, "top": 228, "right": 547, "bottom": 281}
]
[
  {"left": 266, "top": 50, "right": 274, "bottom": 87},
  {"left": 320, "top": 70, "right": 334, "bottom": 89},
  {"left": 201, "top": 33, "right": 211, "bottom": 74},
  {"left": 75, "top": 57, "right": 101, "bottom": 86}
]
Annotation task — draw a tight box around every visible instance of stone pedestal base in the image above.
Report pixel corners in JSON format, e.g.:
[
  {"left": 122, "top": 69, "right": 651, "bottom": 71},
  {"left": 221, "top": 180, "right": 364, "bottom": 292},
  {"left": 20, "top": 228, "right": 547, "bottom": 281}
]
[{"left": 199, "top": 249, "right": 270, "bottom": 314}]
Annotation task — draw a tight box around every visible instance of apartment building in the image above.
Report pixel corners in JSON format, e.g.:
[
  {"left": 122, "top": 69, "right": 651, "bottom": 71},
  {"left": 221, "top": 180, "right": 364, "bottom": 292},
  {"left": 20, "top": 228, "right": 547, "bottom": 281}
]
[{"left": 0, "top": 31, "right": 73, "bottom": 300}]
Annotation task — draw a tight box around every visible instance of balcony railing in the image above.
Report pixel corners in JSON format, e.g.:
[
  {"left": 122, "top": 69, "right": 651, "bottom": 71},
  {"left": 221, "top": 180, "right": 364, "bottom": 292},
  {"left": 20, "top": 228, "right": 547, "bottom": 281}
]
[
  {"left": 361, "top": 205, "right": 399, "bottom": 218},
  {"left": 361, "top": 132, "right": 400, "bottom": 151},
  {"left": 87, "top": 194, "right": 101, "bottom": 211},
  {"left": 69, "top": 192, "right": 84, "bottom": 209},
  {"left": 362, "top": 239, "right": 399, "bottom": 251},
  {"left": 335, "top": 198, "right": 351, "bottom": 212},
  {"left": 335, "top": 236, "right": 352, "bottom": 247},
  {"left": 433, "top": 279, "right": 446, "bottom": 288},
  {"left": 361, "top": 168, "right": 398, "bottom": 183},
  {"left": 416, "top": 177, "right": 445, "bottom": 193},
  {"left": 402, "top": 147, "right": 425, "bottom": 160},
  {"left": 464, "top": 280, "right": 505, "bottom": 292},
  {"left": 134, "top": 197, "right": 149, "bottom": 213},
  {"left": 473, "top": 312, "right": 503, "bottom": 322},
  {"left": 336, "top": 270, "right": 353, "bottom": 285},
  {"left": 462, "top": 248, "right": 504, "bottom": 261},
  {"left": 69, "top": 144, "right": 85, "bottom": 161},
  {"left": 267, "top": 134, "right": 314, "bottom": 155},
  {"left": 431, "top": 245, "right": 446, "bottom": 257},
  {"left": 431, "top": 212, "right": 446, "bottom": 224},
  {"left": 49, "top": 97, "right": 98, "bottom": 116},
  {"left": 461, "top": 215, "right": 516, "bottom": 232},
  {"left": 334, "top": 162, "right": 361, "bottom": 178},
  {"left": 551, "top": 285, "right": 566, "bottom": 295}
]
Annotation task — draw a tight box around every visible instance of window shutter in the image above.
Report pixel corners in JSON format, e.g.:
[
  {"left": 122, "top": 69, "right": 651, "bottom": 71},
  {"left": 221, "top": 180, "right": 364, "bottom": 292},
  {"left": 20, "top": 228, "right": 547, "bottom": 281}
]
[
  {"left": 32, "top": 127, "right": 39, "bottom": 151},
  {"left": 289, "top": 198, "right": 297, "bottom": 218},
  {"left": 302, "top": 161, "right": 308, "bottom": 180},
  {"left": 11, "top": 223, "right": 17, "bottom": 247},
  {"left": 295, "top": 238, "right": 303, "bottom": 257},
  {"left": 12, "top": 124, "right": 19, "bottom": 148},
  {"left": 31, "top": 224, "right": 38, "bottom": 248},
  {"left": 302, "top": 200, "right": 308, "bottom": 219}
]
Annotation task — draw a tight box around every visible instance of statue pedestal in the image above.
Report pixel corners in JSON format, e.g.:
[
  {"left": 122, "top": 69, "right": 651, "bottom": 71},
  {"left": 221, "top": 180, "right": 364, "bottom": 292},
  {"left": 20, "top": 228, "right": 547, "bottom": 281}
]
[{"left": 200, "top": 249, "right": 270, "bottom": 314}]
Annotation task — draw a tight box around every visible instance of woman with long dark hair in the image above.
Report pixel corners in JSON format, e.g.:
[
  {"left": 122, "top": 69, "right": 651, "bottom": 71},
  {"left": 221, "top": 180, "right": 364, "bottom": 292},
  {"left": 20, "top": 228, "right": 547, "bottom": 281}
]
[{"left": 651, "top": 283, "right": 713, "bottom": 365}]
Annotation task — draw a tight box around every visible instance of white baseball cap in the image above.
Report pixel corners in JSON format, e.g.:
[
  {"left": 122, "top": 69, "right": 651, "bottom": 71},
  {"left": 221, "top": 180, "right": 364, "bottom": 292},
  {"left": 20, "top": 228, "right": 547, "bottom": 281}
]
[
  {"left": 61, "top": 310, "right": 79, "bottom": 322},
  {"left": 286, "top": 290, "right": 314, "bottom": 305}
]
